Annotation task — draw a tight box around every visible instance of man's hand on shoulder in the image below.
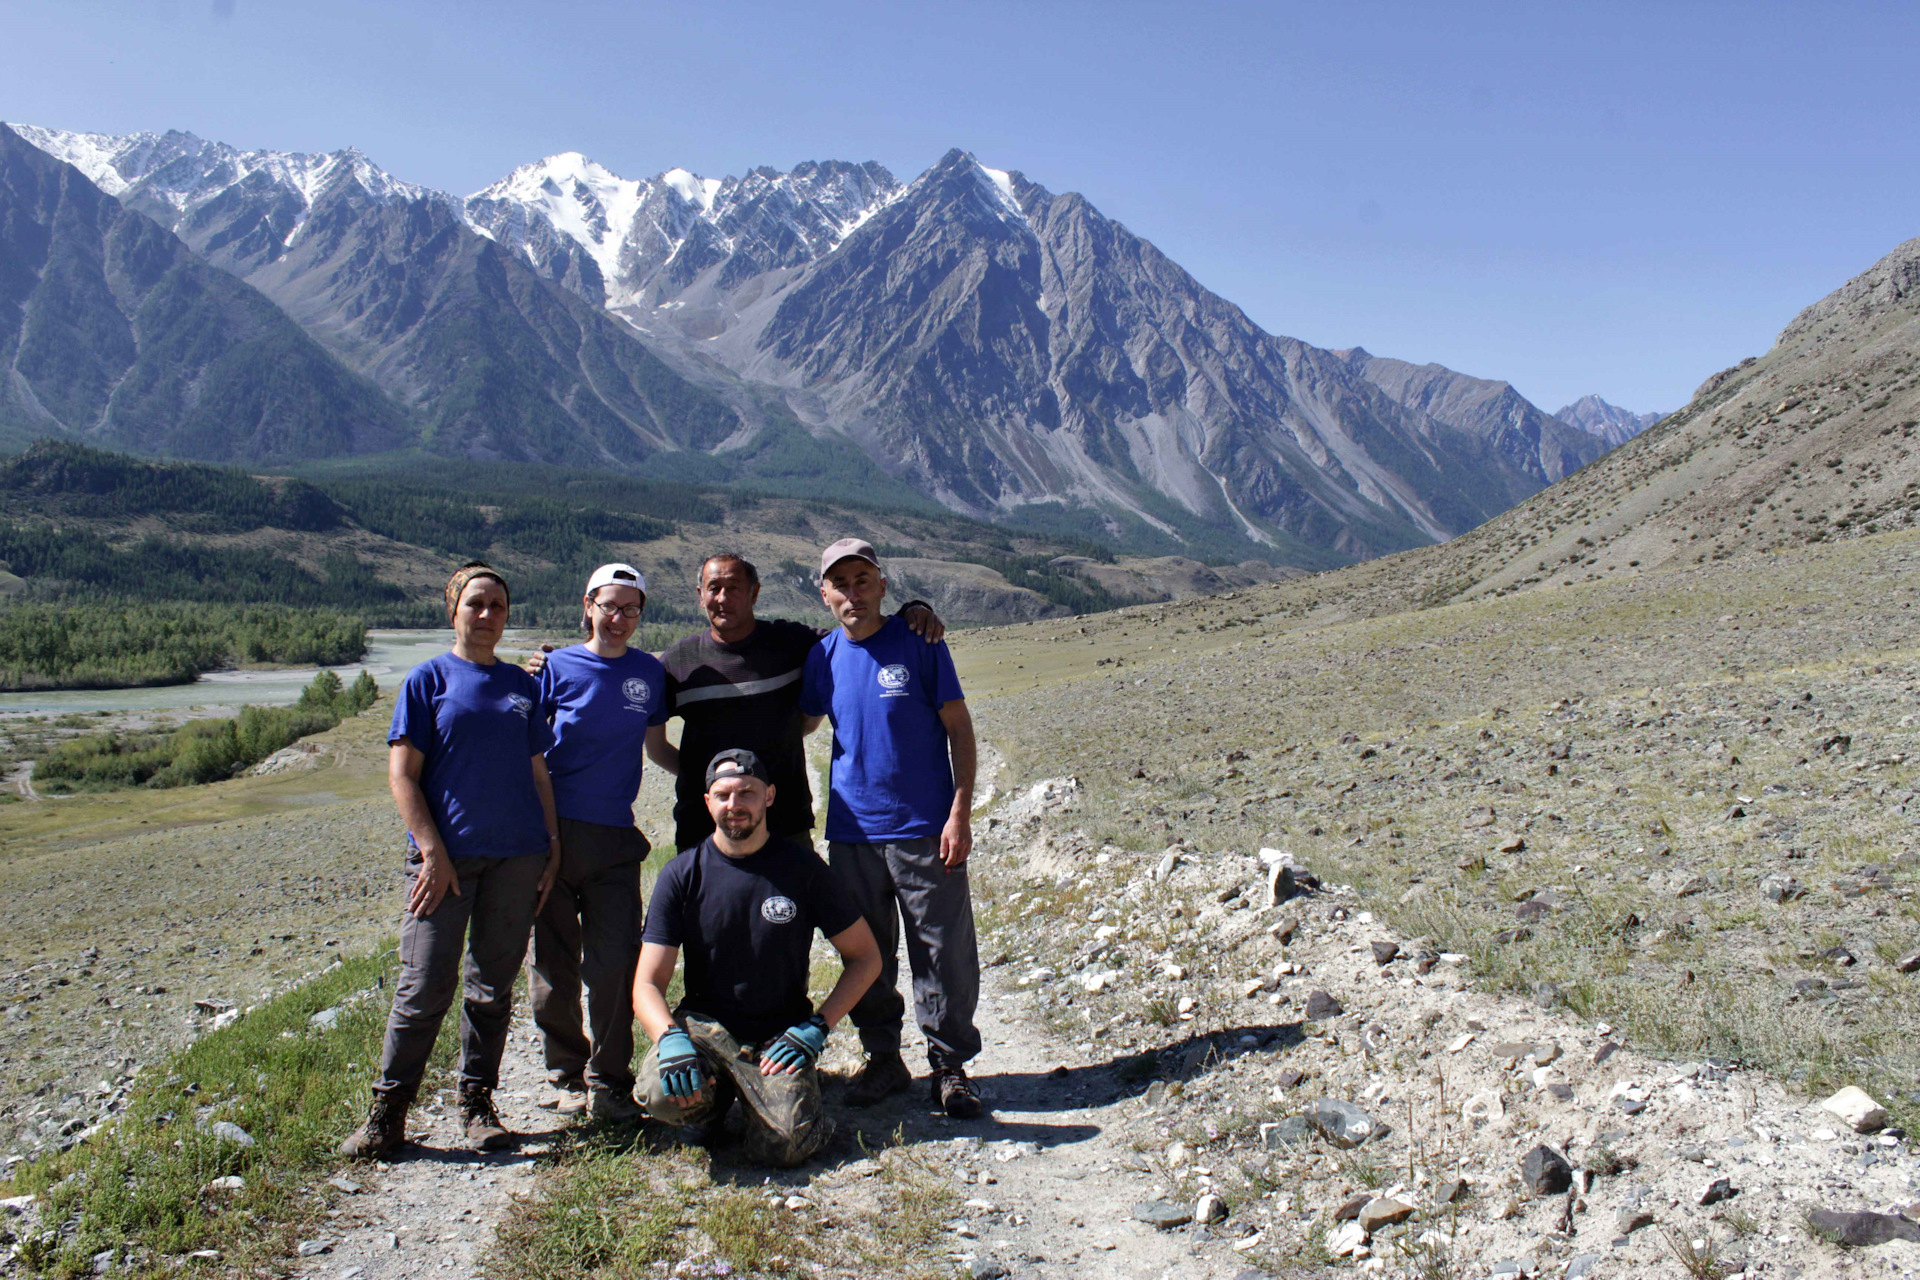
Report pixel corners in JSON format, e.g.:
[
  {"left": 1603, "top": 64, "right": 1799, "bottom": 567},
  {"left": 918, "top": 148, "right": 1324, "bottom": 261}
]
[
  {"left": 899, "top": 601, "right": 946, "bottom": 644},
  {"left": 523, "top": 643, "right": 555, "bottom": 676}
]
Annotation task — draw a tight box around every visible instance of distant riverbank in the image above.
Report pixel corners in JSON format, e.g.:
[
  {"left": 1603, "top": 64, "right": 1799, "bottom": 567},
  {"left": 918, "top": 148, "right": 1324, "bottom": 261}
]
[
  {"left": 0, "top": 630, "right": 458, "bottom": 716},
  {"left": 0, "top": 603, "right": 371, "bottom": 695}
]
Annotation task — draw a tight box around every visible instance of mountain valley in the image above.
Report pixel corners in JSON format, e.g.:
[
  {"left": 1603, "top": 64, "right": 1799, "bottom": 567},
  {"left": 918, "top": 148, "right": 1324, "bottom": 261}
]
[{"left": 6, "top": 122, "right": 1655, "bottom": 568}]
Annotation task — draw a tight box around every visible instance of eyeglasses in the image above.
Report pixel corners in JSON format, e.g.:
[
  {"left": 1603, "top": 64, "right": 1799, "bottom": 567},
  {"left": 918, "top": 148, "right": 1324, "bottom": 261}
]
[{"left": 592, "top": 602, "right": 643, "bottom": 619}]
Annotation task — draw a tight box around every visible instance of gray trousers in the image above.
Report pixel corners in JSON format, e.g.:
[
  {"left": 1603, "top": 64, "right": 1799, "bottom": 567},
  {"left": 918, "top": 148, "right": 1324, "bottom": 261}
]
[
  {"left": 639, "top": 1014, "right": 830, "bottom": 1168},
  {"left": 829, "top": 838, "right": 981, "bottom": 1070},
  {"left": 376, "top": 851, "right": 546, "bottom": 1099},
  {"left": 530, "top": 817, "right": 648, "bottom": 1093}
]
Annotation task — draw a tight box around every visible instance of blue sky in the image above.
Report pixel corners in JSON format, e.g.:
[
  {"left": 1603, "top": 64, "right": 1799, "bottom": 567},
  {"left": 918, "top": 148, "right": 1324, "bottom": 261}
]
[{"left": 2, "top": 0, "right": 1914, "bottom": 413}]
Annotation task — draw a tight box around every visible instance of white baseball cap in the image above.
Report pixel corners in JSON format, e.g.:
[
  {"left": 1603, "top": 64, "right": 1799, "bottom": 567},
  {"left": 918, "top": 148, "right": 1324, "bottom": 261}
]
[{"left": 584, "top": 562, "right": 647, "bottom": 599}]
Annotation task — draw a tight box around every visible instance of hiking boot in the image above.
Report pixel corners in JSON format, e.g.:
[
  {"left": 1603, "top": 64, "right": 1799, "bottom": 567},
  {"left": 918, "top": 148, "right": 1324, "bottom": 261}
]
[
  {"left": 589, "top": 1087, "right": 644, "bottom": 1123},
  {"left": 931, "top": 1067, "right": 982, "bottom": 1120},
  {"left": 459, "top": 1084, "right": 513, "bottom": 1152},
  {"left": 845, "top": 1052, "right": 913, "bottom": 1107},
  {"left": 543, "top": 1077, "right": 588, "bottom": 1116},
  {"left": 337, "top": 1089, "right": 408, "bottom": 1160}
]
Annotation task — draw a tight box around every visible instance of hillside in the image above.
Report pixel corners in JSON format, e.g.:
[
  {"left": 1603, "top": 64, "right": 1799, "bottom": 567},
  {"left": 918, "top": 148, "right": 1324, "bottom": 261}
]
[
  {"left": 1345, "top": 235, "right": 1920, "bottom": 607},
  {"left": 0, "top": 128, "right": 407, "bottom": 461},
  {"left": 0, "top": 441, "right": 1281, "bottom": 628},
  {"left": 6, "top": 506, "right": 1919, "bottom": 1279}
]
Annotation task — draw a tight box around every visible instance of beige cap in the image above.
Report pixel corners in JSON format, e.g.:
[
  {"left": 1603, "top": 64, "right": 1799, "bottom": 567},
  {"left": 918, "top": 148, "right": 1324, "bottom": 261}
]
[{"left": 818, "top": 537, "right": 882, "bottom": 580}]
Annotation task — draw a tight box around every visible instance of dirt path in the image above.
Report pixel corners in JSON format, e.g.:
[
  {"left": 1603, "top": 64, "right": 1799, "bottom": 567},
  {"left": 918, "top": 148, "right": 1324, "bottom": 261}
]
[
  {"left": 4, "top": 762, "right": 40, "bottom": 801},
  {"left": 288, "top": 1023, "right": 559, "bottom": 1280},
  {"left": 827, "top": 981, "right": 1242, "bottom": 1280},
  {"left": 285, "top": 966, "right": 1250, "bottom": 1280}
]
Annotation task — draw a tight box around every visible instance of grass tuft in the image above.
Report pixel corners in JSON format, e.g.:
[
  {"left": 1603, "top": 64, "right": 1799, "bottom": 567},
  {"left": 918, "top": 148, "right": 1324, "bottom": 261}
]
[{"left": 4, "top": 944, "right": 429, "bottom": 1278}]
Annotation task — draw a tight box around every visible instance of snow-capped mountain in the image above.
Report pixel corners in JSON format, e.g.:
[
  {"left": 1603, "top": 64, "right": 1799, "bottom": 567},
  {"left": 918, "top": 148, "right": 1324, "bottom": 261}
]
[
  {"left": 7, "top": 121, "right": 1609, "bottom": 561},
  {"left": 4, "top": 124, "right": 743, "bottom": 466},
  {"left": 1553, "top": 395, "right": 1663, "bottom": 450},
  {"left": 6, "top": 123, "right": 450, "bottom": 224},
  {"left": 465, "top": 152, "right": 899, "bottom": 312},
  {"left": 651, "top": 148, "right": 1606, "bottom": 553},
  {"left": 0, "top": 127, "right": 407, "bottom": 460}
]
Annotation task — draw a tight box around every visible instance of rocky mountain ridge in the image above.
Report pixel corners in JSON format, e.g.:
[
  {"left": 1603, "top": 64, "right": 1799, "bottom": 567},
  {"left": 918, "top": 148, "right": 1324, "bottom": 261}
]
[
  {"left": 1372, "top": 233, "right": 1920, "bottom": 604},
  {"left": 8, "top": 122, "right": 1623, "bottom": 564},
  {"left": 0, "top": 128, "right": 407, "bottom": 460},
  {"left": 1552, "top": 394, "right": 1662, "bottom": 450}
]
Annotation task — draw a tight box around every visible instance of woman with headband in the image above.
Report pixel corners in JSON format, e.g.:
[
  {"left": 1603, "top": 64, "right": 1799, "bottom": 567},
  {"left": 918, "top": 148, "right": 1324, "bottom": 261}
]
[
  {"left": 340, "top": 561, "right": 562, "bottom": 1158},
  {"left": 525, "top": 563, "right": 667, "bottom": 1123}
]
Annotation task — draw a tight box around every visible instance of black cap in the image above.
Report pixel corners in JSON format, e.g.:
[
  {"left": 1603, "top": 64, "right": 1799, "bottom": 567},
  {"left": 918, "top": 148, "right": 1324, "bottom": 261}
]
[{"left": 705, "top": 748, "right": 772, "bottom": 791}]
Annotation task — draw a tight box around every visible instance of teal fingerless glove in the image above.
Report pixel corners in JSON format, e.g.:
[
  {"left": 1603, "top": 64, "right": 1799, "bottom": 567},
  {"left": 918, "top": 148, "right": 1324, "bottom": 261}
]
[
  {"left": 762, "top": 1014, "right": 829, "bottom": 1071},
  {"left": 656, "top": 1028, "right": 703, "bottom": 1098}
]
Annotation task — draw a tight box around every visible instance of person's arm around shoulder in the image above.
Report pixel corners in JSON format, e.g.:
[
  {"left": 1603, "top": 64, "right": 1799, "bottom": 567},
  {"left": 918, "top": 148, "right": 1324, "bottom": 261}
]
[
  {"left": 937, "top": 698, "right": 975, "bottom": 871},
  {"left": 896, "top": 599, "right": 946, "bottom": 644},
  {"left": 644, "top": 723, "right": 680, "bottom": 775},
  {"left": 390, "top": 737, "right": 460, "bottom": 917},
  {"left": 761, "top": 917, "right": 881, "bottom": 1076}
]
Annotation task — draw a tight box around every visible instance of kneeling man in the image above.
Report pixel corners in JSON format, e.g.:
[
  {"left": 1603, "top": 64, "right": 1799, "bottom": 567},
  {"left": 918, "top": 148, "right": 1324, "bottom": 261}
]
[{"left": 634, "top": 749, "right": 880, "bottom": 1166}]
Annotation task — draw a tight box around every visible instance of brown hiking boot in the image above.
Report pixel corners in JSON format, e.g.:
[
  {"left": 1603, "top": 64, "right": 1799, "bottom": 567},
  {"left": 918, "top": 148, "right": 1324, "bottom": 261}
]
[
  {"left": 337, "top": 1089, "right": 408, "bottom": 1160},
  {"left": 460, "top": 1084, "right": 513, "bottom": 1151},
  {"left": 845, "top": 1052, "right": 912, "bottom": 1107},
  {"left": 931, "top": 1067, "right": 983, "bottom": 1119},
  {"left": 544, "top": 1077, "right": 587, "bottom": 1117},
  {"left": 589, "top": 1087, "right": 644, "bottom": 1123}
]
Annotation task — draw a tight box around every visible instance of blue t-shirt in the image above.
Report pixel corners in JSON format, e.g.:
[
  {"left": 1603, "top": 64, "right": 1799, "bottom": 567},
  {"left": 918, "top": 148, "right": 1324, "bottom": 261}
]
[
  {"left": 800, "top": 615, "right": 965, "bottom": 842},
  {"left": 388, "top": 652, "right": 555, "bottom": 860},
  {"left": 537, "top": 644, "right": 670, "bottom": 828}
]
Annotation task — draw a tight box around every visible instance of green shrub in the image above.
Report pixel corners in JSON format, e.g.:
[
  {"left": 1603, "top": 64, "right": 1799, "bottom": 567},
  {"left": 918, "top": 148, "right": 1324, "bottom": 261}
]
[{"left": 33, "top": 672, "right": 377, "bottom": 792}]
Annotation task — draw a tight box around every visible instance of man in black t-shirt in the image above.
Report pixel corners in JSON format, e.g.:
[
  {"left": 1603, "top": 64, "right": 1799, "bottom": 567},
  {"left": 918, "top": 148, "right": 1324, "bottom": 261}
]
[
  {"left": 646, "top": 553, "right": 942, "bottom": 851},
  {"left": 634, "top": 749, "right": 880, "bottom": 1166}
]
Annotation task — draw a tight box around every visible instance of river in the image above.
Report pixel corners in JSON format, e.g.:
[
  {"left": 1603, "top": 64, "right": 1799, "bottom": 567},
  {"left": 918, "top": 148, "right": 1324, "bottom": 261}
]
[{"left": 0, "top": 630, "right": 536, "bottom": 718}]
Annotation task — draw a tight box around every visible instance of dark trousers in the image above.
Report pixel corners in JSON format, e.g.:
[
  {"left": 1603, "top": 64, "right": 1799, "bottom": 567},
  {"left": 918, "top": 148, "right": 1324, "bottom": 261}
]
[
  {"left": 829, "top": 838, "right": 981, "bottom": 1070},
  {"left": 529, "top": 817, "right": 648, "bottom": 1093},
  {"left": 375, "top": 851, "right": 546, "bottom": 1099}
]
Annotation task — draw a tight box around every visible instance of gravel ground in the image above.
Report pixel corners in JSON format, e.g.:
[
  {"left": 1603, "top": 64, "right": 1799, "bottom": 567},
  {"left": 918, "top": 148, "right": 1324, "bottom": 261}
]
[
  {"left": 7, "top": 528, "right": 1920, "bottom": 1276},
  {"left": 0, "top": 712, "right": 404, "bottom": 1163}
]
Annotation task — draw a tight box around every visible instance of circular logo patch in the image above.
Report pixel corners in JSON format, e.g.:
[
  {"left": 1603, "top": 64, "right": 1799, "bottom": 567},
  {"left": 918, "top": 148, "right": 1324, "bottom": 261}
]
[
  {"left": 622, "top": 677, "right": 651, "bottom": 707},
  {"left": 508, "top": 694, "right": 533, "bottom": 718},
  {"left": 878, "top": 664, "right": 910, "bottom": 691},
  {"left": 761, "top": 895, "right": 798, "bottom": 925}
]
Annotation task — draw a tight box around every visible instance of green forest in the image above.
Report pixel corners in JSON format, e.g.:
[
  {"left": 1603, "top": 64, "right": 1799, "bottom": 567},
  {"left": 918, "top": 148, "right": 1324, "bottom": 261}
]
[
  {"left": 0, "top": 441, "right": 703, "bottom": 631},
  {"left": 0, "top": 604, "right": 368, "bottom": 692},
  {"left": 34, "top": 669, "right": 380, "bottom": 792},
  {"left": 0, "top": 441, "right": 1160, "bottom": 672}
]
